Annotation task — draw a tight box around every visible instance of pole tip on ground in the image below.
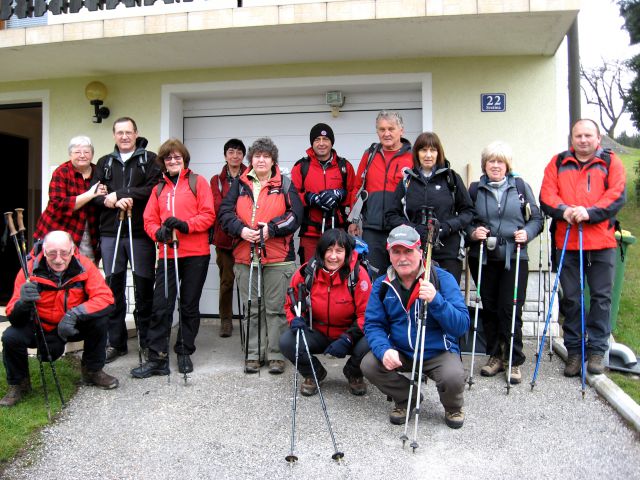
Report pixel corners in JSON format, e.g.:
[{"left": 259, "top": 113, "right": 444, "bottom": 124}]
[
  {"left": 332, "top": 452, "right": 344, "bottom": 462},
  {"left": 285, "top": 455, "right": 298, "bottom": 464}
]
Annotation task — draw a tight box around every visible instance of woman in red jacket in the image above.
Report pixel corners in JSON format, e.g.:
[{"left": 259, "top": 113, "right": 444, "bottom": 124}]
[
  {"left": 131, "top": 138, "right": 215, "bottom": 378},
  {"left": 279, "top": 229, "right": 372, "bottom": 396}
]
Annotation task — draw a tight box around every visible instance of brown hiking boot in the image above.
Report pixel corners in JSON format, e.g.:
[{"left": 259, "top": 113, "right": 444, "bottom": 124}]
[
  {"left": 480, "top": 356, "right": 504, "bottom": 377},
  {"left": 81, "top": 367, "right": 119, "bottom": 390},
  {"left": 300, "top": 368, "right": 327, "bottom": 396},
  {"left": 347, "top": 376, "right": 367, "bottom": 396},
  {"left": 445, "top": 410, "right": 465, "bottom": 429},
  {"left": 389, "top": 405, "right": 410, "bottom": 425},
  {"left": 244, "top": 360, "right": 262, "bottom": 374},
  {"left": 268, "top": 360, "right": 285, "bottom": 375},
  {"left": 564, "top": 354, "right": 582, "bottom": 377},
  {"left": 508, "top": 365, "right": 522, "bottom": 384},
  {"left": 219, "top": 319, "right": 233, "bottom": 338},
  {"left": 0, "top": 378, "right": 32, "bottom": 407},
  {"left": 587, "top": 353, "right": 605, "bottom": 375}
]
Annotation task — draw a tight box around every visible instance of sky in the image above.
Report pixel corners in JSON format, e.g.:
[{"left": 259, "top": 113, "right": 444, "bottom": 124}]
[{"left": 579, "top": 0, "right": 640, "bottom": 135}]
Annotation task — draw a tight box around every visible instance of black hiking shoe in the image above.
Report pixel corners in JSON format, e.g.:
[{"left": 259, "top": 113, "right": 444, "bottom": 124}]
[
  {"left": 178, "top": 355, "right": 194, "bottom": 374},
  {"left": 564, "top": 354, "right": 582, "bottom": 377},
  {"left": 131, "top": 360, "right": 170, "bottom": 379}
]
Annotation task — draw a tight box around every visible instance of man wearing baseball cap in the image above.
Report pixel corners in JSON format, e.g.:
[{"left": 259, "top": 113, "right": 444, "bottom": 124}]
[
  {"left": 361, "top": 224, "right": 469, "bottom": 428},
  {"left": 291, "top": 123, "right": 356, "bottom": 263}
]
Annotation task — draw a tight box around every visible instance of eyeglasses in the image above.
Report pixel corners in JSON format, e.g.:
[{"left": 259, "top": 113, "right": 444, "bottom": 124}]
[
  {"left": 164, "top": 155, "right": 183, "bottom": 162},
  {"left": 71, "top": 150, "right": 92, "bottom": 156},
  {"left": 115, "top": 131, "right": 136, "bottom": 138},
  {"left": 44, "top": 249, "right": 73, "bottom": 260}
]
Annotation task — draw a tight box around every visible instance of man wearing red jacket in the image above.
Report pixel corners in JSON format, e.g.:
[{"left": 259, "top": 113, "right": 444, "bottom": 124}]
[
  {"left": 348, "top": 111, "right": 413, "bottom": 277},
  {"left": 291, "top": 123, "right": 356, "bottom": 263},
  {"left": 211, "top": 139, "right": 247, "bottom": 338},
  {"left": 540, "top": 119, "right": 626, "bottom": 377},
  {"left": 1, "top": 231, "right": 118, "bottom": 407}
]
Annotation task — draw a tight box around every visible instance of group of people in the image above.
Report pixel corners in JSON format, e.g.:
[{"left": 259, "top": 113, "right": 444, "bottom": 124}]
[{"left": 1, "top": 113, "right": 626, "bottom": 431}]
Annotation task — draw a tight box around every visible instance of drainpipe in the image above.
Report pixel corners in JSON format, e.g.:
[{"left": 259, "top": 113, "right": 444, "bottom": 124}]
[{"left": 567, "top": 16, "right": 581, "bottom": 146}]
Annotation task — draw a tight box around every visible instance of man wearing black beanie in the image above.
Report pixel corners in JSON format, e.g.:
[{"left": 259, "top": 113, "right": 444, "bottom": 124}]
[{"left": 291, "top": 123, "right": 356, "bottom": 263}]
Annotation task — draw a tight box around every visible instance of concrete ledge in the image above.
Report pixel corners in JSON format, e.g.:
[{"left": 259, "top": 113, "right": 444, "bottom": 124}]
[{"left": 552, "top": 338, "right": 640, "bottom": 432}]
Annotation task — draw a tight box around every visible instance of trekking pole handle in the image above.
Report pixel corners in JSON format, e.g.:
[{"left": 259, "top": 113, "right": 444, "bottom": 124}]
[
  {"left": 287, "top": 287, "right": 299, "bottom": 317},
  {"left": 4, "top": 211, "right": 17, "bottom": 236},
  {"left": 118, "top": 209, "right": 126, "bottom": 221},
  {"left": 127, "top": 206, "right": 133, "bottom": 219},
  {"left": 15, "top": 208, "right": 25, "bottom": 232}
]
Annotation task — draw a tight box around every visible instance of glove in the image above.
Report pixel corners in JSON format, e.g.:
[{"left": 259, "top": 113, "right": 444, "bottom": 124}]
[
  {"left": 57, "top": 311, "right": 79, "bottom": 342},
  {"left": 324, "top": 334, "right": 352, "bottom": 358},
  {"left": 318, "top": 189, "right": 346, "bottom": 211},
  {"left": 305, "top": 192, "right": 321, "bottom": 207},
  {"left": 19, "top": 282, "right": 40, "bottom": 303},
  {"left": 155, "top": 225, "right": 172, "bottom": 244},
  {"left": 290, "top": 316, "right": 308, "bottom": 332},
  {"left": 416, "top": 217, "right": 441, "bottom": 246},
  {"left": 164, "top": 216, "right": 189, "bottom": 234}
]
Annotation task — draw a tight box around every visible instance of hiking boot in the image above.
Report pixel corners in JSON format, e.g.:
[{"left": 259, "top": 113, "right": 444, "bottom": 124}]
[
  {"left": 131, "top": 360, "right": 170, "bottom": 379},
  {"left": 178, "top": 355, "right": 194, "bottom": 374},
  {"left": 268, "top": 360, "right": 285, "bottom": 375},
  {"left": 105, "top": 346, "right": 127, "bottom": 364},
  {"left": 389, "top": 404, "right": 412, "bottom": 425},
  {"left": 300, "top": 368, "right": 327, "bottom": 397},
  {"left": 81, "top": 368, "right": 119, "bottom": 389},
  {"left": 219, "top": 319, "right": 233, "bottom": 338},
  {"left": 445, "top": 410, "right": 465, "bottom": 429},
  {"left": 244, "top": 360, "right": 262, "bottom": 374},
  {"left": 480, "top": 356, "right": 504, "bottom": 377},
  {"left": 347, "top": 376, "right": 367, "bottom": 396},
  {"left": 508, "top": 365, "right": 522, "bottom": 385},
  {"left": 564, "top": 354, "right": 582, "bottom": 377},
  {"left": 0, "top": 378, "right": 32, "bottom": 407},
  {"left": 587, "top": 353, "right": 605, "bottom": 375}
]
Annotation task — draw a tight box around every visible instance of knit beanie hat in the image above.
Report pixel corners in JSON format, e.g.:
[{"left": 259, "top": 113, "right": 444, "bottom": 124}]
[{"left": 309, "top": 123, "right": 335, "bottom": 146}]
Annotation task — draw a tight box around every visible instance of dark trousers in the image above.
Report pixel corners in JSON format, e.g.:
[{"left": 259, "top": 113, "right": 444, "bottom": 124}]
[
  {"left": 101, "top": 236, "right": 156, "bottom": 352},
  {"left": 361, "top": 350, "right": 465, "bottom": 411},
  {"left": 279, "top": 328, "right": 369, "bottom": 379},
  {"left": 2, "top": 316, "right": 108, "bottom": 385},
  {"left": 363, "top": 228, "right": 390, "bottom": 280},
  {"left": 146, "top": 255, "right": 210, "bottom": 358},
  {"left": 559, "top": 248, "right": 615, "bottom": 355},
  {"left": 215, "top": 247, "right": 235, "bottom": 322},
  {"left": 469, "top": 257, "right": 528, "bottom": 366},
  {"left": 436, "top": 258, "right": 463, "bottom": 284}
]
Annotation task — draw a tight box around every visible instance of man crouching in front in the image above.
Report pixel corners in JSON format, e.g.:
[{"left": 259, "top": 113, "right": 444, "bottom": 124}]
[{"left": 361, "top": 225, "right": 469, "bottom": 429}]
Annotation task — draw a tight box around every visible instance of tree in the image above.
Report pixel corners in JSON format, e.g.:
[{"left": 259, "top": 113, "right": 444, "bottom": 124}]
[
  {"left": 619, "top": 0, "right": 640, "bottom": 130},
  {"left": 580, "top": 60, "right": 630, "bottom": 138}
]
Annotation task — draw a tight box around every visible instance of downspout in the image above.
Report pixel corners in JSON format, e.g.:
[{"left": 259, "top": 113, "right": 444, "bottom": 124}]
[{"left": 567, "top": 16, "right": 581, "bottom": 146}]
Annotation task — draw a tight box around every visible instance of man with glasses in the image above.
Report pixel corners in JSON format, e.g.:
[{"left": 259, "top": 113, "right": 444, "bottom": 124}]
[
  {"left": 1, "top": 231, "right": 118, "bottom": 407},
  {"left": 92, "top": 117, "right": 161, "bottom": 363}
]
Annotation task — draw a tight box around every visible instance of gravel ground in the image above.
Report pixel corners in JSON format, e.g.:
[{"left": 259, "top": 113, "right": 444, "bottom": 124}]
[{"left": 3, "top": 323, "right": 640, "bottom": 480}]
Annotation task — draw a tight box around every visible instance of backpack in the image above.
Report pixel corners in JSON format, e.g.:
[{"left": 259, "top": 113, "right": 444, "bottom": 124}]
[
  {"left": 468, "top": 175, "right": 530, "bottom": 221},
  {"left": 102, "top": 150, "right": 150, "bottom": 181},
  {"left": 401, "top": 164, "right": 459, "bottom": 214}
]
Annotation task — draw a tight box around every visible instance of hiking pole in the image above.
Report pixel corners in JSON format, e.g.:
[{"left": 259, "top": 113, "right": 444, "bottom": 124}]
[
  {"left": 531, "top": 225, "right": 571, "bottom": 390},
  {"left": 256, "top": 228, "right": 265, "bottom": 373},
  {"left": 126, "top": 207, "right": 144, "bottom": 368},
  {"left": 300, "top": 328, "right": 344, "bottom": 462},
  {"left": 163, "top": 240, "right": 171, "bottom": 385},
  {"left": 244, "top": 244, "right": 255, "bottom": 371},
  {"left": 467, "top": 238, "right": 484, "bottom": 390},
  {"left": 236, "top": 279, "right": 245, "bottom": 348},
  {"left": 506, "top": 235, "right": 522, "bottom": 394},
  {"left": 171, "top": 229, "right": 188, "bottom": 385},
  {"left": 285, "top": 286, "right": 302, "bottom": 464},
  {"left": 321, "top": 211, "right": 326, "bottom": 234},
  {"left": 535, "top": 218, "right": 545, "bottom": 358},
  {"left": 108, "top": 210, "right": 126, "bottom": 290},
  {"left": 545, "top": 220, "right": 554, "bottom": 361},
  {"left": 14, "top": 208, "right": 28, "bottom": 260},
  {"left": 579, "top": 223, "right": 586, "bottom": 399}
]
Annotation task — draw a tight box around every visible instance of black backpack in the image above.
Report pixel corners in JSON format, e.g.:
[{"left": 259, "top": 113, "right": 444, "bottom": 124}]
[{"left": 468, "top": 175, "right": 530, "bottom": 221}]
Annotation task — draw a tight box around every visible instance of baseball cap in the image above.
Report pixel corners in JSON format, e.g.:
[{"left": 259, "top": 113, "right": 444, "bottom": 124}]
[{"left": 386, "top": 225, "right": 421, "bottom": 250}]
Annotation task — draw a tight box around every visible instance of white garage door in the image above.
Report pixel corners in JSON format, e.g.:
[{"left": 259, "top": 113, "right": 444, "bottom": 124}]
[{"left": 183, "top": 90, "right": 422, "bottom": 316}]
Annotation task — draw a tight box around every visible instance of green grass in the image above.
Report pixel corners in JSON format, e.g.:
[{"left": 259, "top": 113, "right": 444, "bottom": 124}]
[
  {"left": 0, "top": 355, "right": 80, "bottom": 469},
  {"left": 611, "top": 150, "right": 640, "bottom": 401}
]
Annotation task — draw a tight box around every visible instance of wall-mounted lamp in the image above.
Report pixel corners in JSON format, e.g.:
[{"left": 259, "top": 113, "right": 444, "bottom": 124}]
[
  {"left": 85, "top": 81, "right": 110, "bottom": 124},
  {"left": 326, "top": 90, "right": 345, "bottom": 118}
]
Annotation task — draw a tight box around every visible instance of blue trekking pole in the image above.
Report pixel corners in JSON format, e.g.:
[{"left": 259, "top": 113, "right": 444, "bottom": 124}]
[
  {"left": 579, "top": 223, "right": 586, "bottom": 399},
  {"left": 531, "top": 225, "right": 571, "bottom": 390}
]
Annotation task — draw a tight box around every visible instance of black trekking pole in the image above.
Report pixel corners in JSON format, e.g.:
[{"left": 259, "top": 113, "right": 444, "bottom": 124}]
[
  {"left": 171, "top": 229, "right": 188, "bottom": 385},
  {"left": 531, "top": 225, "right": 571, "bottom": 390},
  {"left": 244, "top": 244, "right": 255, "bottom": 372},
  {"left": 236, "top": 279, "right": 245, "bottom": 348},
  {"left": 467, "top": 237, "right": 484, "bottom": 390},
  {"left": 4, "top": 212, "right": 65, "bottom": 416},
  {"left": 578, "top": 223, "right": 587, "bottom": 399},
  {"left": 163, "top": 239, "right": 171, "bottom": 385},
  {"left": 506, "top": 233, "right": 522, "bottom": 394},
  {"left": 535, "top": 217, "right": 545, "bottom": 359},
  {"left": 126, "top": 207, "right": 144, "bottom": 368},
  {"left": 14, "top": 208, "right": 28, "bottom": 260},
  {"left": 545, "top": 219, "right": 554, "bottom": 361},
  {"left": 285, "top": 286, "right": 302, "bottom": 464},
  {"left": 256, "top": 228, "right": 266, "bottom": 373}
]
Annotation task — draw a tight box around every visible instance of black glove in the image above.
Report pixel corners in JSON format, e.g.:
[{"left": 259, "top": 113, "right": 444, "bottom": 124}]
[
  {"left": 318, "top": 189, "right": 346, "bottom": 211},
  {"left": 290, "top": 316, "right": 308, "bottom": 332},
  {"left": 57, "top": 311, "right": 79, "bottom": 342},
  {"left": 416, "top": 217, "right": 441, "bottom": 246},
  {"left": 164, "top": 216, "right": 189, "bottom": 234},
  {"left": 439, "top": 222, "right": 451, "bottom": 238},
  {"left": 155, "top": 226, "right": 172, "bottom": 244},
  {"left": 324, "top": 334, "right": 352, "bottom": 358},
  {"left": 305, "top": 192, "right": 321, "bottom": 207},
  {"left": 19, "top": 282, "right": 40, "bottom": 303}
]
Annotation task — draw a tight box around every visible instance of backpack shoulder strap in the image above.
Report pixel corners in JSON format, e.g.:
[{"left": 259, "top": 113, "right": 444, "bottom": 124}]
[
  {"left": 303, "top": 258, "right": 317, "bottom": 293},
  {"left": 337, "top": 156, "right": 349, "bottom": 191},
  {"left": 294, "top": 156, "right": 311, "bottom": 193},
  {"left": 188, "top": 172, "right": 198, "bottom": 196},
  {"left": 468, "top": 181, "right": 479, "bottom": 203}
]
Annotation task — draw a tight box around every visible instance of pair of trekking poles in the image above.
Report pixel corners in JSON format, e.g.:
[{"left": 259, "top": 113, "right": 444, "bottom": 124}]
[
  {"left": 285, "top": 282, "right": 343, "bottom": 464},
  {"left": 242, "top": 229, "right": 268, "bottom": 373},
  {"left": 4, "top": 209, "right": 65, "bottom": 420}
]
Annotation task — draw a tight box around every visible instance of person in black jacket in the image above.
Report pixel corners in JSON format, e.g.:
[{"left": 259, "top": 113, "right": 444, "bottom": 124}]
[
  {"left": 92, "top": 117, "right": 162, "bottom": 362},
  {"left": 386, "top": 132, "right": 474, "bottom": 282}
]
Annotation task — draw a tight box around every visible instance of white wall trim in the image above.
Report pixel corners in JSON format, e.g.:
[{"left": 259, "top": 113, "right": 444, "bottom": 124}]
[
  {"left": 0, "top": 90, "right": 50, "bottom": 211},
  {"left": 161, "top": 73, "right": 432, "bottom": 141}
]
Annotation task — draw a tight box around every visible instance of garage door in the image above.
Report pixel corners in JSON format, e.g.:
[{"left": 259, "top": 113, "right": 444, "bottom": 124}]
[{"left": 183, "top": 90, "right": 422, "bottom": 316}]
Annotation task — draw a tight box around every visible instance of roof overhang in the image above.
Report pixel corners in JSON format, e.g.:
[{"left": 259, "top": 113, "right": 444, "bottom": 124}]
[{"left": 0, "top": 2, "right": 579, "bottom": 82}]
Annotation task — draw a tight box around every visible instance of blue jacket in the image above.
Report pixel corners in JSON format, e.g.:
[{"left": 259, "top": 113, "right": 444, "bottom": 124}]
[{"left": 364, "top": 265, "right": 470, "bottom": 361}]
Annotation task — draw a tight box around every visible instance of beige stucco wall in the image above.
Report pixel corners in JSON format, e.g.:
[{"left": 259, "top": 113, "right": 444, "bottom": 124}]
[{"left": 0, "top": 54, "right": 564, "bottom": 195}]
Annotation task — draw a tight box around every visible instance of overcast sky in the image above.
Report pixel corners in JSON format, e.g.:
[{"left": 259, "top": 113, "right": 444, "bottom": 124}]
[{"left": 579, "top": 0, "right": 639, "bottom": 135}]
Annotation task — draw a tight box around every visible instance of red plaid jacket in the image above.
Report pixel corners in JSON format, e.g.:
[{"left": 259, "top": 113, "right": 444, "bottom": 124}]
[{"left": 34, "top": 161, "right": 100, "bottom": 260}]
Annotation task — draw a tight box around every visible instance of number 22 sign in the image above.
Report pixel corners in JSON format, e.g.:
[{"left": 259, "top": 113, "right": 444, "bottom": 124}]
[{"left": 481, "top": 93, "right": 506, "bottom": 112}]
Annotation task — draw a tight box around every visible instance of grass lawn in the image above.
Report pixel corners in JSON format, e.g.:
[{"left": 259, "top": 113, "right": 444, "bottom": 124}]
[
  {"left": 612, "top": 150, "right": 640, "bottom": 404},
  {"left": 0, "top": 355, "right": 80, "bottom": 470}
]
